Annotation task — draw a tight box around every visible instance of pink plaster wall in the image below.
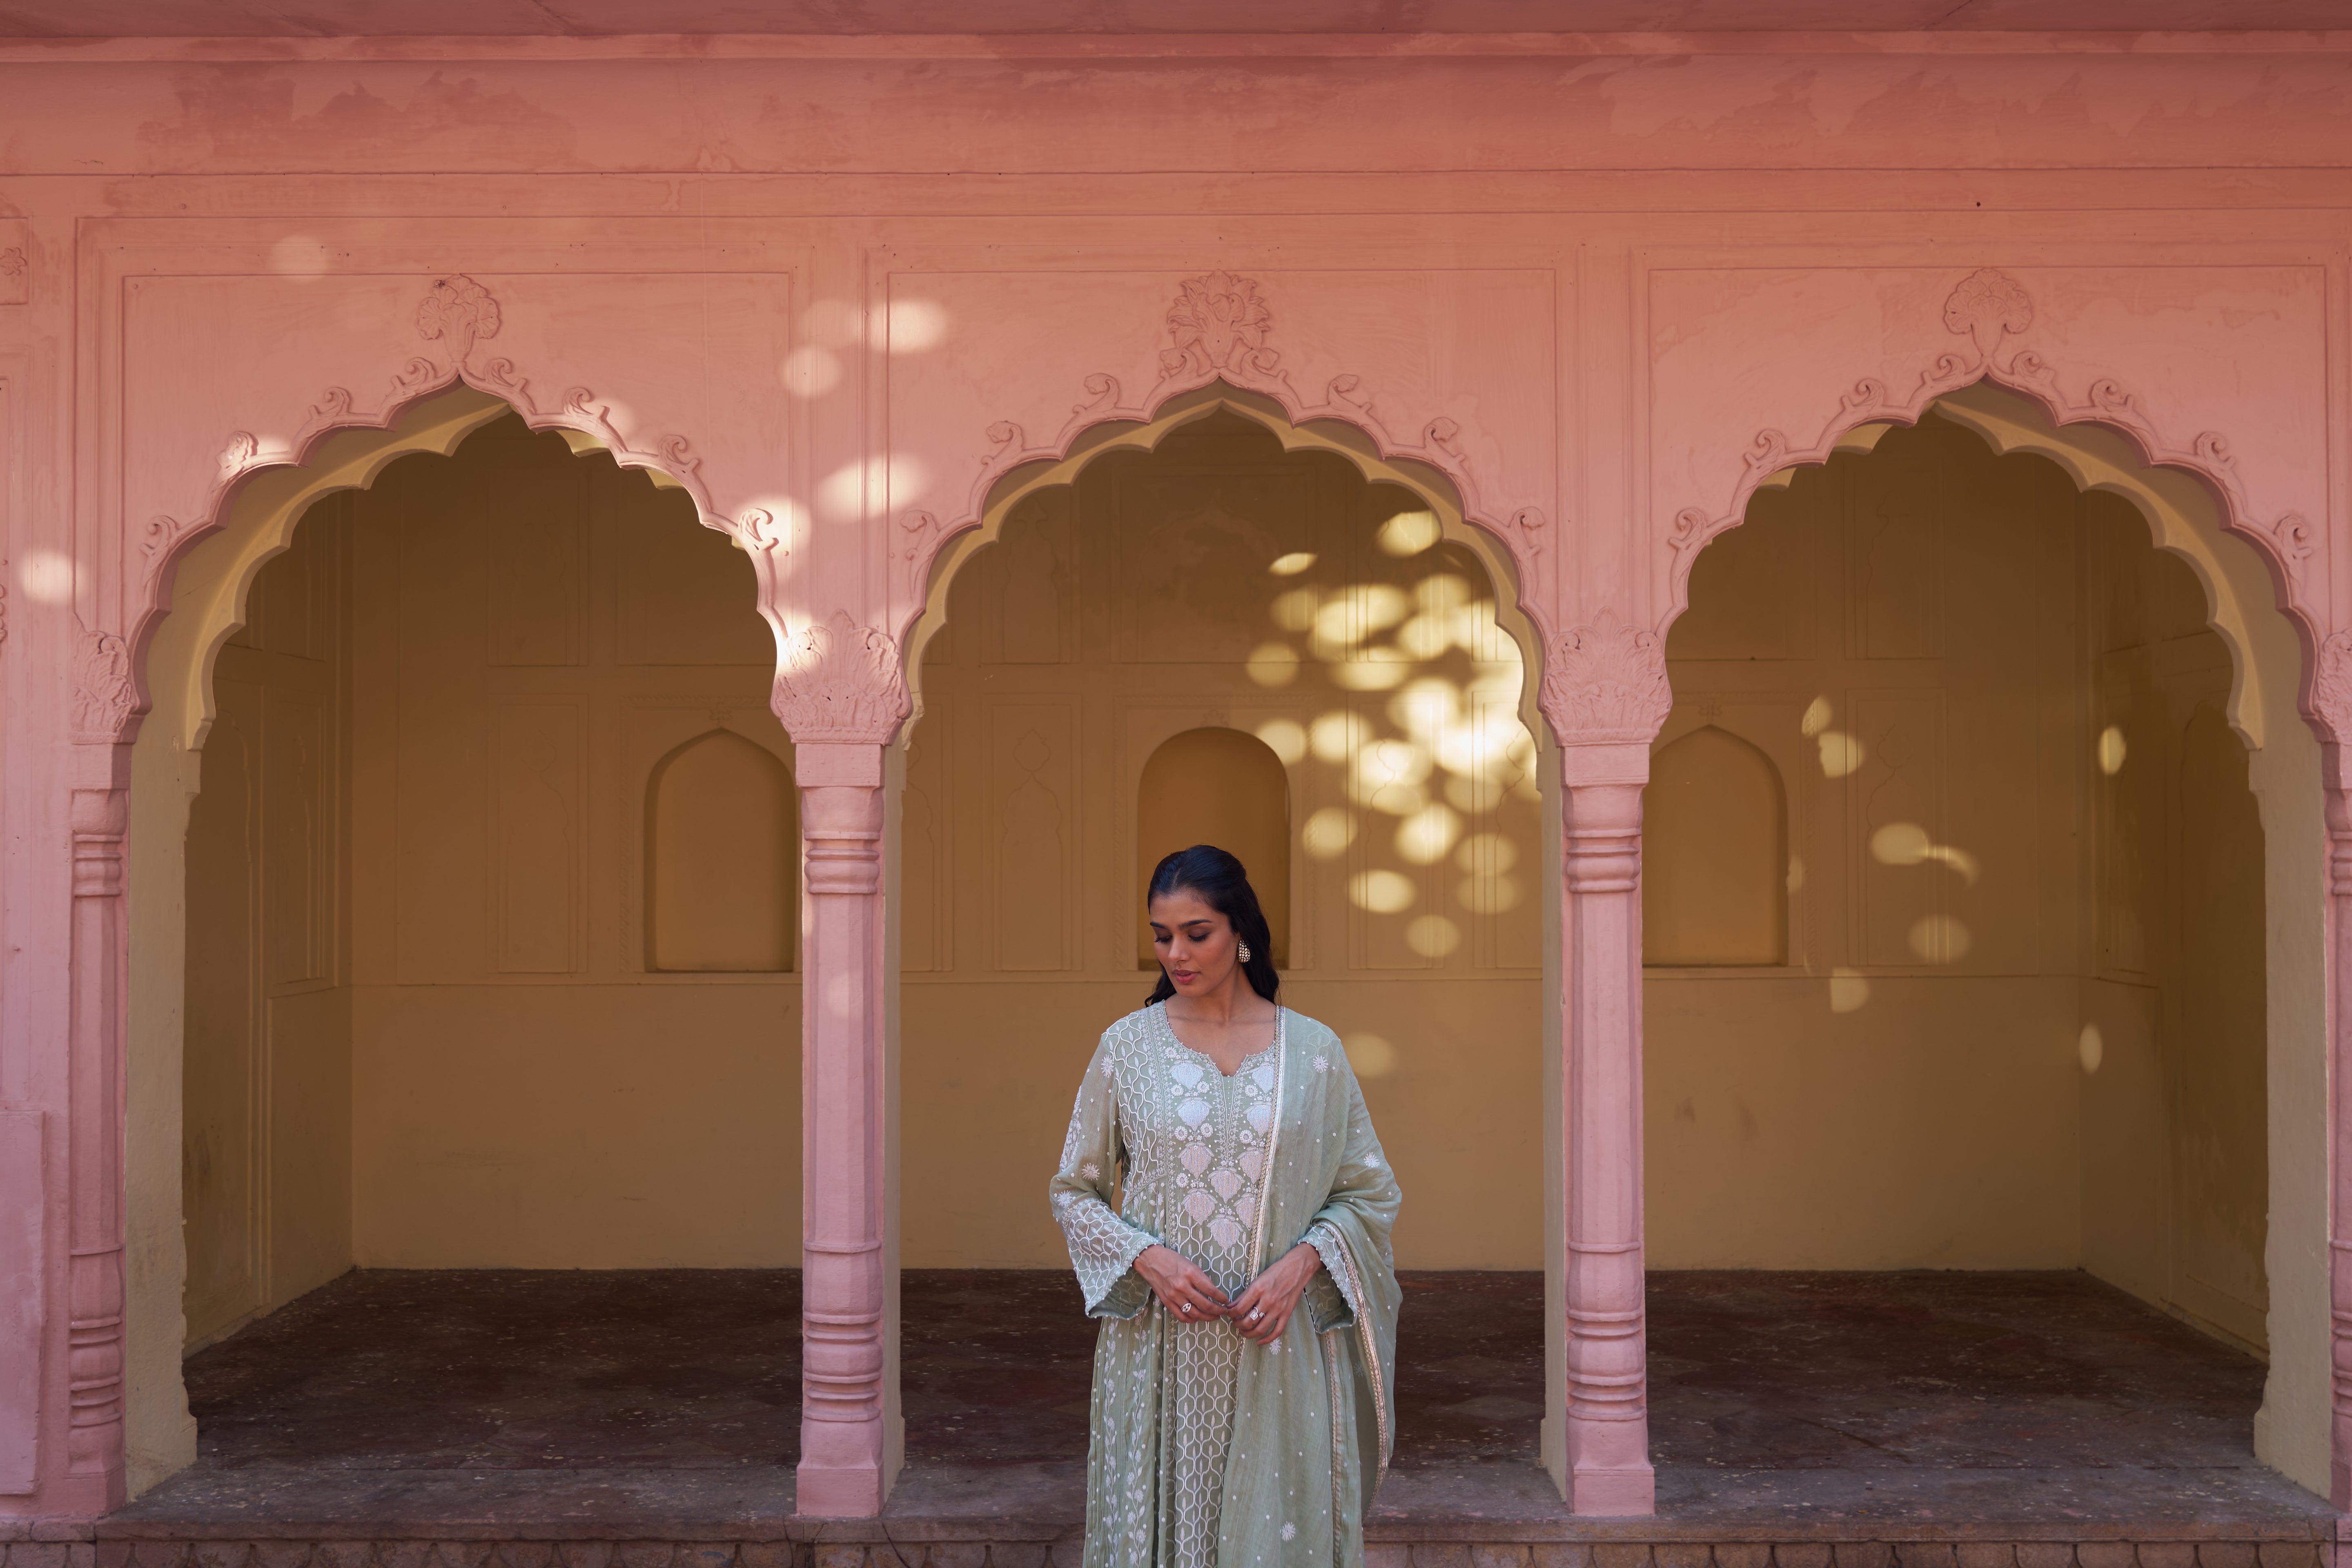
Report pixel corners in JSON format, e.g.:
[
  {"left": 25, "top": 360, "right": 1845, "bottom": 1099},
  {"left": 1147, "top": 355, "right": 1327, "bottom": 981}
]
[{"left": 0, "top": 22, "right": 2348, "bottom": 1526}]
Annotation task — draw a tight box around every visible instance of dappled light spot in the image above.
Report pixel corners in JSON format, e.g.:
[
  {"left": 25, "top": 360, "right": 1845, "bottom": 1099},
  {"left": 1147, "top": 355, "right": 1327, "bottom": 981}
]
[
  {"left": 1272, "top": 586, "right": 1320, "bottom": 632},
  {"left": 1351, "top": 869, "right": 1417, "bottom": 914},
  {"left": 781, "top": 346, "right": 840, "bottom": 397},
  {"left": 1907, "top": 914, "right": 1971, "bottom": 964},
  {"left": 1246, "top": 641, "right": 1301, "bottom": 687},
  {"left": 1817, "top": 731, "right": 1867, "bottom": 777},
  {"left": 18, "top": 548, "right": 72, "bottom": 604},
  {"left": 1406, "top": 915, "right": 1462, "bottom": 958},
  {"left": 1829, "top": 968, "right": 1871, "bottom": 1014},
  {"left": 1869, "top": 821, "right": 1982, "bottom": 885},
  {"left": 883, "top": 298, "right": 949, "bottom": 353},
  {"left": 1302, "top": 806, "right": 1356, "bottom": 860},
  {"left": 1396, "top": 803, "right": 1463, "bottom": 865},
  {"left": 1376, "top": 509, "right": 1441, "bottom": 557},
  {"left": 1254, "top": 717, "right": 1307, "bottom": 765},
  {"left": 1346, "top": 1033, "right": 1399, "bottom": 1077}
]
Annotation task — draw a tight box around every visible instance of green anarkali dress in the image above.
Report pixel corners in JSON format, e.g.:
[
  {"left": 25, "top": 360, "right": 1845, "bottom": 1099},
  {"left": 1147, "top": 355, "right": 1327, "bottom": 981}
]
[{"left": 1049, "top": 1003, "right": 1403, "bottom": 1568}]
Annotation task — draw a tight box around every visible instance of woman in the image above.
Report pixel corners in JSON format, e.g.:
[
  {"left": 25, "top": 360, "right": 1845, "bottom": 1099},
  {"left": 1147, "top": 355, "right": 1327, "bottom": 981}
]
[{"left": 1050, "top": 844, "right": 1402, "bottom": 1568}]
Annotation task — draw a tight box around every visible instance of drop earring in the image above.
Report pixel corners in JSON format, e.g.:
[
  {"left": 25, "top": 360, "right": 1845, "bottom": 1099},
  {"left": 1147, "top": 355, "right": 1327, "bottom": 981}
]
[{"left": 1236, "top": 941, "right": 1252, "bottom": 963}]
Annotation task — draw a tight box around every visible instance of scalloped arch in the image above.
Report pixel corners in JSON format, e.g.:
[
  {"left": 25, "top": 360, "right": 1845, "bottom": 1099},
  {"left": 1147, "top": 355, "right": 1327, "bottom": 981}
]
[
  {"left": 137, "top": 369, "right": 730, "bottom": 754},
  {"left": 894, "top": 381, "right": 1544, "bottom": 733},
  {"left": 1660, "top": 365, "right": 2320, "bottom": 753}
]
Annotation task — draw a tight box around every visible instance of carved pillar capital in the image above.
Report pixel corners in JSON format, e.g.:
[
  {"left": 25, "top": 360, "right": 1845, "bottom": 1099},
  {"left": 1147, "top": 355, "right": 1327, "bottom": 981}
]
[
  {"left": 1539, "top": 612, "right": 1670, "bottom": 750},
  {"left": 771, "top": 611, "right": 911, "bottom": 749}
]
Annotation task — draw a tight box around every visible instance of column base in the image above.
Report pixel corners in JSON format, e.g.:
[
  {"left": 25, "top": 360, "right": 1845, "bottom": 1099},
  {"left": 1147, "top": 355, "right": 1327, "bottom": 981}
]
[
  {"left": 25, "top": 1467, "right": 129, "bottom": 1523},
  {"left": 795, "top": 1459, "right": 888, "bottom": 1519},
  {"left": 1567, "top": 1461, "right": 1657, "bottom": 1517}
]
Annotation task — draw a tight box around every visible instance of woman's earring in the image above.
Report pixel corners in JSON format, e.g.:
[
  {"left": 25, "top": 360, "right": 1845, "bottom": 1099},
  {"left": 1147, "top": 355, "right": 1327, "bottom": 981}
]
[{"left": 1236, "top": 941, "right": 1252, "bottom": 964}]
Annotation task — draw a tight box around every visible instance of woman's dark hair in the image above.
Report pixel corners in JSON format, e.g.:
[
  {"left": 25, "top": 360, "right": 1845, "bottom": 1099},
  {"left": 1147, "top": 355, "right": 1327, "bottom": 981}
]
[{"left": 1144, "top": 844, "right": 1280, "bottom": 1005}]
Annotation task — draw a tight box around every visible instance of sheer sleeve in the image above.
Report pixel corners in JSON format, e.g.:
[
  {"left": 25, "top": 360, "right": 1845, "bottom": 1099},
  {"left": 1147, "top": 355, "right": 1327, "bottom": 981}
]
[{"left": 1049, "top": 1037, "right": 1159, "bottom": 1319}]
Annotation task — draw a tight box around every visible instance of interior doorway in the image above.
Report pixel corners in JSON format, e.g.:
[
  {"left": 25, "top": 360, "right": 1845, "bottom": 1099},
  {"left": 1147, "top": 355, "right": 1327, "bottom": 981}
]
[
  {"left": 894, "top": 403, "right": 1552, "bottom": 1491},
  {"left": 170, "top": 408, "right": 803, "bottom": 1457},
  {"left": 1641, "top": 404, "right": 2281, "bottom": 1500}
]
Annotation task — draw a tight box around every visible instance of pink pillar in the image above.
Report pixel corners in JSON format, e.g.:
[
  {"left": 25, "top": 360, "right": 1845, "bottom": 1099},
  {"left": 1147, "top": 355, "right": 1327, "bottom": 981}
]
[
  {"left": 2325, "top": 767, "right": 2352, "bottom": 1508},
  {"left": 62, "top": 742, "right": 132, "bottom": 1515},
  {"left": 1541, "top": 613, "right": 1669, "bottom": 1517},
  {"left": 793, "top": 740, "right": 890, "bottom": 1516},
  {"left": 1558, "top": 750, "right": 1656, "bottom": 1516},
  {"left": 770, "top": 610, "right": 912, "bottom": 1519}
]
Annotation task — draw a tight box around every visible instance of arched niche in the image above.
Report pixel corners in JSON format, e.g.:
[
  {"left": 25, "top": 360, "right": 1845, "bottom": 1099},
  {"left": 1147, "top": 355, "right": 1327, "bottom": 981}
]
[
  {"left": 1643, "top": 726, "right": 1787, "bottom": 967},
  {"left": 1135, "top": 726, "right": 1292, "bottom": 970},
  {"left": 646, "top": 730, "right": 798, "bottom": 973}
]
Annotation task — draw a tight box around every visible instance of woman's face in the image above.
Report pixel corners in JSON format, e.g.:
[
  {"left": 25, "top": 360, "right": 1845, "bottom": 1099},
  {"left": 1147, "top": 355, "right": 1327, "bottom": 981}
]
[{"left": 1147, "top": 887, "right": 1238, "bottom": 997}]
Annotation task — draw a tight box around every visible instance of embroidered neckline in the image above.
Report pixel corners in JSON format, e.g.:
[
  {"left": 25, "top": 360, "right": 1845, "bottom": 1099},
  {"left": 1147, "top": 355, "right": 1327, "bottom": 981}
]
[{"left": 1153, "top": 999, "right": 1283, "bottom": 1079}]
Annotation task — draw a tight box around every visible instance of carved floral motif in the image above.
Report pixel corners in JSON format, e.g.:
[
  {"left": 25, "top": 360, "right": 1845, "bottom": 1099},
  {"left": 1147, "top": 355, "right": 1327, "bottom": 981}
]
[
  {"left": 768, "top": 609, "right": 911, "bottom": 746},
  {"left": 1669, "top": 270, "right": 2302, "bottom": 629},
  {"left": 72, "top": 627, "right": 137, "bottom": 738},
  {"left": 219, "top": 431, "right": 261, "bottom": 477},
  {"left": 389, "top": 355, "right": 443, "bottom": 400},
  {"left": 1510, "top": 506, "right": 1546, "bottom": 566},
  {"left": 1943, "top": 267, "right": 2034, "bottom": 368},
  {"left": 2313, "top": 630, "right": 2352, "bottom": 748},
  {"left": 416, "top": 274, "right": 501, "bottom": 369},
  {"left": 738, "top": 508, "right": 790, "bottom": 553},
  {"left": 923, "top": 271, "right": 1546, "bottom": 609},
  {"left": 1162, "top": 271, "right": 1278, "bottom": 380},
  {"left": 2274, "top": 513, "right": 2315, "bottom": 583},
  {"left": 1538, "top": 611, "right": 1671, "bottom": 746},
  {"left": 142, "top": 514, "right": 197, "bottom": 566},
  {"left": 899, "top": 510, "right": 942, "bottom": 564}
]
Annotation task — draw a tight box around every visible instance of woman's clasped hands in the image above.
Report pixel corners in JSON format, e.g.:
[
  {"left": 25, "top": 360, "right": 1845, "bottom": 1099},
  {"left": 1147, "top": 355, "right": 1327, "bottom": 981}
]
[{"left": 1135, "top": 1241, "right": 1321, "bottom": 1345}]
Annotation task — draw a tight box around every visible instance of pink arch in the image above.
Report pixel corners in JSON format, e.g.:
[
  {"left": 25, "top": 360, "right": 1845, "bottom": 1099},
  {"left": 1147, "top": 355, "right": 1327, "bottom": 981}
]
[
  {"left": 121, "top": 356, "right": 726, "bottom": 737},
  {"left": 1657, "top": 356, "right": 2329, "bottom": 742},
  {"left": 891, "top": 369, "right": 1551, "bottom": 653}
]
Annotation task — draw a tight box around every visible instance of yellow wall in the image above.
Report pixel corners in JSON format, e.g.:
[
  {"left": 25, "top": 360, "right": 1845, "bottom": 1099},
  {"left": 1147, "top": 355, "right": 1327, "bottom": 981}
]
[
  {"left": 179, "top": 414, "right": 804, "bottom": 1315},
  {"left": 1648, "top": 416, "right": 2268, "bottom": 1347},
  {"left": 2076, "top": 497, "right": 2269, "bottom": 1350},
  {"left": 902, "top": 412, "right": 1547, "bottom": 1269},
  {"left": 180, "top": 519, "right": 354, "bottom": 1347}
]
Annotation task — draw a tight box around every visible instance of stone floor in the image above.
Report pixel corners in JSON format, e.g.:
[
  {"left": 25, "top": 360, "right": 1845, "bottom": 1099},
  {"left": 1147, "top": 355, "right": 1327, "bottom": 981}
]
[{"left": 97, "top": 1268, "right": 2335, "bottom": 1545}]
